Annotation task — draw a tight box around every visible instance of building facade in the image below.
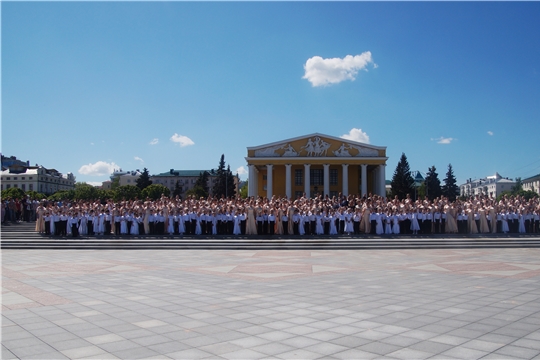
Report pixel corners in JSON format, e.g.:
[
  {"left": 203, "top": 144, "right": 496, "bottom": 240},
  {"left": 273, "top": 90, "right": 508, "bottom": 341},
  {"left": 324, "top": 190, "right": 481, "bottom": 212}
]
[
  {"left": 522, "top": 174, "right": 540, "bottom": 195},
  {"left": 1, "top": 164, "right": 76, "bottom": 195},
  {"left": 246, "top": 133, "right": 388, "bottom": 199},
  {"left": 150, "top": 169, "right": 239, "bottom": 198},
  {"left": 459, "top": 172, "right": 516, "bottom": 198}
]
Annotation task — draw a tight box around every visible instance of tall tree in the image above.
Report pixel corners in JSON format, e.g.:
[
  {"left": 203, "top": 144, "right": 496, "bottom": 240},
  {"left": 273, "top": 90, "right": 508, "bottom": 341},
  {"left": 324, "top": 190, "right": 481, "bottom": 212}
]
[
  {"left": 195, "top": 171, "right": 210, "bottom": 194},
  {"left": 172, "top": 180, "right": 183, "bottom": 198},
  {"left": 442, "top": 164, "right": 459, "bottom": 201},
  {"left": 136, "top": 168, "right": 152, "bottom": 190},
  {"left": 390, "top": 153, "right": 414, "bottom": 200},
  {"left": 226, "top": 165, "right": 236, "bottom": 198},
  {"left": 424, "top": 166, "right": 442, "bottom": 201},
  {"left": 212, "top": 155, "right": 227, "bottom": 198}
]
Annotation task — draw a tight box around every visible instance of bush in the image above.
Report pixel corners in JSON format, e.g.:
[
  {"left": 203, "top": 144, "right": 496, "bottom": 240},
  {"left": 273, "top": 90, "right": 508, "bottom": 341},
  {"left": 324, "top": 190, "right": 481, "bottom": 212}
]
[
  {"left": 1, "top": 187, "right": 26, "bottom": 199},
  {"left": 141, "top": 184, "right": 170, "bottom": 200}
]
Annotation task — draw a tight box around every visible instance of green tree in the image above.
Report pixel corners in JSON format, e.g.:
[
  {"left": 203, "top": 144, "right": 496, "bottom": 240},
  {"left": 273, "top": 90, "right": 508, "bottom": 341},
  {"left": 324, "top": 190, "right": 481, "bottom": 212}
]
[
  {"left": 511, "top": 177, "right": 523, "bottom": 193},
  {"left": 1, "top": 187, "right": 26, "bottom": 199},
  {"left": 172, "top": 180, "right": 183, "bottom": 198},
  {"left": 113, "top": 185, "right": 141, "bottom": 201},
  {"left": 185, "top": 185, "right": 208, "bottom": 199},
  {"left": 212, "top": 155, "right": 227, "bottom": 197},
  {"left": 442, "top": 164, "right": 459, "bottom": 202},
  {"left": 141, "top": 184, "right": 170, "bottom": 200},
  {"left": 111, "top": 177, "right": 120, "bottom": 190},
  {"left": 424, "top": 166, "right": 442, "bottom": 201},
  {"left": 195, "top": 171, "right": 210, "bottom": 194},
  {"left": 390, "top": 153, "right": 414, "bottom": 200},
  {"left": 74, "top": 183, "right": 99, "bottom": 201},
  {"left": 47, "top": 190, "right": 75, "bottom": 202},
  {"left": 136, "top": 168, "right": 152, "bottom": 190},
  {"left": 97, "top": 189, "right": 115, "bottom": 203},
  {"left": 226, "top": 165, "right": 236, "bottom": 198},
  {"left": 239, "top": 180, "right": 248, "bottom": 198},
  {"left": 25, "top": 190, "right": 47, "bottom": 200}
]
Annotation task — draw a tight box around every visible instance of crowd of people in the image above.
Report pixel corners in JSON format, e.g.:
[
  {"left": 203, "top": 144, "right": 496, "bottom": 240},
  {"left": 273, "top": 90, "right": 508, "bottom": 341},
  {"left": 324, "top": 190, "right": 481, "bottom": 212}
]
[{"left": 7, "top": 192, "right": 538, "bottom": 237}]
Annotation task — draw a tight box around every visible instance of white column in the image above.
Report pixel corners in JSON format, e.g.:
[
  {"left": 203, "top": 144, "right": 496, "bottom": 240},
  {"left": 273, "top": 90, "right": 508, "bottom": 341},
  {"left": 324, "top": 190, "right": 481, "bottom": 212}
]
[
  {"left": 304, "top": 164, "right": 311, "bottom": 198},
  {"left": 323, "top": 164, "right": 330, "bottom": 197},
  {"left": 361, "top": 164, "right": 367, "bottom": 196},
  {"left": 379, "top": 164, "right": 386, "bottom": 197},
  {"left": 266, "top": 164, "right": 273, "bottom": 199},
  {"left": 248, "top": 164, "right": 256, "bottom": 197},
  {"left": 342, "top": 164, "right": 349, "bottom": 196},
  {"left": 285, "top": 164, "right": 292, "bottom": 200}
]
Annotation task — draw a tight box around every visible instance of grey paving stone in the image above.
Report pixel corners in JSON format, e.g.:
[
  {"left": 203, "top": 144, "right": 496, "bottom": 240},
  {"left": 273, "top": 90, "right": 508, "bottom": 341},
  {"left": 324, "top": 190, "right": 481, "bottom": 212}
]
[
  {"left": 386, "top": 347, "right": 434, "bottom": 359},
  {"left": 357, "top": 341, "right": 402, "bottom": 356},
  {"left": 493, "top": 345, "right": 540, "bottom": 359},
  {"left": 165, "top": 348, "right": 214, "bottom": 359},
  {"left": 111, "top": 346, "right": 161, "bottom": 359},
  {"left": 440, "top": 346, "right": 489, "bottom": 359},
  {"left": 275, "top": 348, "right": 322, "bottom": 359},
  {"left": 60, "top": 345, "right": 108, "bottom": 359}
]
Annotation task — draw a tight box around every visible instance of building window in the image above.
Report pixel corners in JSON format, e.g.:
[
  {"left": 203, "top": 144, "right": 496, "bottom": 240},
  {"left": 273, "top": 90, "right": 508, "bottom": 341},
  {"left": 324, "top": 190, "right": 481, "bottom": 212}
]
[
  {"left": 6, "top": 177, "right": 10, "bottom": 180},
  {"left": 6, "top": 184, "right": 10, "bottom": 189},
  {"left": 22, "top": 184, "right": 26, "bottom": 191},
  {"left": 330, "top": 191, "right": 339, "bottom": 198},
  {"left": 14, "top": 184, "right": 18, "bottom": 188},
  {"left": 13, "top": 177, "right": 17, "bottom": 180},
  {"left": 295, "top": 169, "right": 303, "bottom": 186},
  {"left": 310, "top": 169, "right": 323, "bottom": 186},
  {"left": 22, "top": 177, "right": 25, "bottom": 180},
  {"left": 330, "top": 169, "right": 338, "bottom": 186},
  {"left": 263, "top": 175, "right": 267, "bottom": 180},
  {"left": 29, "top": 184, "right": 33, "bottom": 191},
  {"left": 295, "top": 191, "right": 303, "bottom": 199},
  {"left": 29, "top": 177, "right": 33, "bottom": 180},
  {"left": 127, "top": 179, "right": 131, "bottom": 183}
]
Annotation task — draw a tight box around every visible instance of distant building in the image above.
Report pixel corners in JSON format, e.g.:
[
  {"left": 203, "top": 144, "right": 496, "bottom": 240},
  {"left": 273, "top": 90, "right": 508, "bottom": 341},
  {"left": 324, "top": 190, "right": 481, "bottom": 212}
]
[
  {"left": 459, "top": 172, "right": 516, "bottom": 198},
  {"left": 101, "top": 180, "right": 112, "bottom": 190},
  {"left": 522, "top": 174, "right": 540, "bottom": 195},
  {"left": 1, "top": 154, "right": 29, "bottom": 170},
  {"left": 150, "top": 169, "right": 239, "bottom": 198},
  {"left": 118, "top": 171, "right": 141, "bottom": 187},
  {"left": 1, "top": 164, "right": 76, "bottom": 195}
]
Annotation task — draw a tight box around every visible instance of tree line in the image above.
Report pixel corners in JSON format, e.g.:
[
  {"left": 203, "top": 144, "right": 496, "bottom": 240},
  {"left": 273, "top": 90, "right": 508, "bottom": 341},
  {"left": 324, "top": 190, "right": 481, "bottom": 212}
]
[
  {"left": 390, "top": 153, "right": 459, "bottom": 201},
  {"left": 1, "top": 154, "right": 238, "bottom": 202}
]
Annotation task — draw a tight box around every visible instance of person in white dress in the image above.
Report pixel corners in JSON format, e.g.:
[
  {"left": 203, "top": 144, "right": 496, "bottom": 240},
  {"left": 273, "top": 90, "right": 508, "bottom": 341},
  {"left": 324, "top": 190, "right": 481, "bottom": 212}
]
[
  {"left": 131, "top": 215, "right": 139, "bottom": 235},
  {"left": 345, "top": 211, "right": 354, "bottom": 235}
]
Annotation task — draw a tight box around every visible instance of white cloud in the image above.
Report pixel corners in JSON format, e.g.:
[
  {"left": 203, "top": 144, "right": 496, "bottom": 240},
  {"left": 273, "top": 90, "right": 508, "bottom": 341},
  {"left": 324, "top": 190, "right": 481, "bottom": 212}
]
[
  {"left": 340, "top": 128, "right": 370, "bottom": 144},
  {"left": 149, "top": 138, "right": 159, "bottom": 145},
  {"left": 78, "top": 161, "right": 119, "bottom": 176},
  {"left": 236, "top": 166, "right": 248, "bottom": 177},
  {"left": 170, "top": 133, "right": 195, "bottom": 147},
  {"left": 303, "top": 52, "right": 376, "bottom": 87},
  {"left": 134, "top": 156, "right": 144, "bottom": 163},
  {"left": 432, "top": 136, "right": 455, "bottom": 145},
  {"left": 90, "top": 142, "right": 94, "bottom": 146},
  {"left": 487, "top": 131, "right": 494, "bottom": 136}
]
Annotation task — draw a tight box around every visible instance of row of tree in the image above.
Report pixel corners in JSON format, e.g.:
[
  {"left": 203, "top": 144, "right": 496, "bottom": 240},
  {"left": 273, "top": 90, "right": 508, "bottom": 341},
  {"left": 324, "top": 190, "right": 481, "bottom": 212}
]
[
  {"left": 185, "top": 154, "right": 237, "bottom": 199},
  {"left": 390, "top": 153, "right": 459, "bottom": 201}
]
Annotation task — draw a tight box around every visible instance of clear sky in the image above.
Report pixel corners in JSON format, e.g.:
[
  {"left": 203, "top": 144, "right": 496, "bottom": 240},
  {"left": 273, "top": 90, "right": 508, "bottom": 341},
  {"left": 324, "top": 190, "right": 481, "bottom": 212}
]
[{"left": 3, "top": 2, "right": 540, "bottom": 187}]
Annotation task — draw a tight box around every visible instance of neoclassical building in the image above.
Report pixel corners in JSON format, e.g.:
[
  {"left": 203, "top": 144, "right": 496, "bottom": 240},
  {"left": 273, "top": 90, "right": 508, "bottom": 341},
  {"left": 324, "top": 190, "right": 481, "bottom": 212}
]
[{"left": 246, "top": 133, "right": 388, "bottom": 199}]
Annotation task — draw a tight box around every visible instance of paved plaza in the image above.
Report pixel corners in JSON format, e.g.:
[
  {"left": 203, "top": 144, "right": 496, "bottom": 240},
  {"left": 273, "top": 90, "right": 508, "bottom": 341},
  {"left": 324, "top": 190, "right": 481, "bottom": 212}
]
[{"left": 2, "top": 247, "right": 540, "bottom": 359}]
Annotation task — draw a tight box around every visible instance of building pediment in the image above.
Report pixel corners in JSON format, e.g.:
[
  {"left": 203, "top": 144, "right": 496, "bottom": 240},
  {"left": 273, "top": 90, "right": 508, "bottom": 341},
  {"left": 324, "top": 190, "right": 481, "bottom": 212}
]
[{"left": 247, "top": 133, "right": 385, "bottom": 158}]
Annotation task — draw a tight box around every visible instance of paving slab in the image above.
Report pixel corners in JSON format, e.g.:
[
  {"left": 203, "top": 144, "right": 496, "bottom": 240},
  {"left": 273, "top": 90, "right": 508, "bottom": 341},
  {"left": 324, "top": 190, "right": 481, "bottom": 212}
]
[{"left": 3, "top": 248, "right": 540, "bottom": 359}]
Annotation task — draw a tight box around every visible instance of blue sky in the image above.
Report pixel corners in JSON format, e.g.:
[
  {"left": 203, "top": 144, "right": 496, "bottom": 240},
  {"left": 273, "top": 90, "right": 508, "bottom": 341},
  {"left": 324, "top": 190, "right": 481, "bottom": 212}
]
[{"left": 3, "top": 2, "right": 540, "bottom": 187}]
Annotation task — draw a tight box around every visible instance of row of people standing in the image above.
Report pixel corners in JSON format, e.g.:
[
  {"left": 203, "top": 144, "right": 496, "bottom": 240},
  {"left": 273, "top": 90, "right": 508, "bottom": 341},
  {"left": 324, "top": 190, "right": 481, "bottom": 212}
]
[{"left": 33, "top": 193, "right": 540, "bottom": 237}]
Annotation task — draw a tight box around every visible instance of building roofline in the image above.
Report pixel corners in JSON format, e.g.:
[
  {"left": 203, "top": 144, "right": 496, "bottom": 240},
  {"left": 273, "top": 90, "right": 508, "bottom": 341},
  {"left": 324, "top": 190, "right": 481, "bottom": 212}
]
[{"left": 247, "top": 132, "right": 386, "bottom": 151}]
